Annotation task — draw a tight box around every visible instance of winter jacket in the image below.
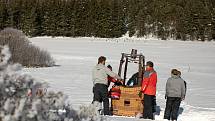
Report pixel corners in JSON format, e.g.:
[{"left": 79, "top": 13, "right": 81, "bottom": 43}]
[
  {"left": 92, "top": 64, "right": 121, "bottom": 85},
  {"left": 108, "top": 76, "right": 116, "bottom": 86},
  {"left": 165, "top": 74, "right": 186, "bottom": 99},
  {"left": 109, "top": 86, "right": 121, "bottom": 99},
  {"left": 141, "top": 67, "right": 157, "bottom": 96}
]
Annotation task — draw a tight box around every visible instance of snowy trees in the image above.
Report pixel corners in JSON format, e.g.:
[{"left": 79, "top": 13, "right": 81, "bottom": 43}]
[
  {"left": 0, "top": 28, "right": 55, "bottom": 67},
  {"left": 0, "top": 0, "right": 214, "bottom": 41},
  {"left": 0, "top": 46, "right": 103, "bottom": 121}
]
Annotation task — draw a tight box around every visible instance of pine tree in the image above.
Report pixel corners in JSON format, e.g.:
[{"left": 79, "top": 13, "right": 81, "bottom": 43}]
[
  {"left": 94, "top": 0, "right": 112, "bottom": 37},
  {"left": 63, "top": 0, "right": 76, "bottom": 37},
  {"left": 127, "top": 0, "right": 139, "bottom": 37},
  {"left": 42, "top": 0, "right": 56, "bottom": 36},
  {"left": 16, "top": 0, "right": 37, "bottom": 36},
  {"left": 85, "top": 0, "right": 97, "bottom": 37},
  {"left": 109, "top": 0, "right": 127, "bottom": 37},
  {"left": 0, "top": 0, "right": 4, "bottom": 30},
  {"left": 0, "top": 0, "right": 214, "bottom": 40},
  {"left": 31, "top": 0, "right": 45, "bottom": 37},
  {"left": 0, "top": 0, "right": 13, "bottom": 29}
]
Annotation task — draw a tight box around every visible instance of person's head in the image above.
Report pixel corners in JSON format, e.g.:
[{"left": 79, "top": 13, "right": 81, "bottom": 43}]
[
  {"left": 98, "top": 56, "right": 106, "bottom": 65},
  {"left": 177, "top": 70, "right": 181, "bottom": 76},
  {"left": 146, "top": 61, "right": 154, "bottom": 68},
  {"left": 171, "top": 69, "right": 178, "bottom": 75},
  {"left": 107, "top": 65, "right": 112, "bottom": 71}
]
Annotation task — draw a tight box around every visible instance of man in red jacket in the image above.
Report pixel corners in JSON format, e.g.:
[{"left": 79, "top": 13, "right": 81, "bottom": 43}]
[{"left": 141, "top": 61, "right": 157, "bottom": 120}]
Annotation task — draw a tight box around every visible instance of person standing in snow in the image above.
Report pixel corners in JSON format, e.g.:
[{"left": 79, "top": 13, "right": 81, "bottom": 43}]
[
  {"left": 140, "top": 61, "right": 157, "bottom": 120},
  {"left": 178, "top": 70, "right": 187, "bottom": 96},
  {"left": 92, "top": 56, "right": 122, "bottom": 115},
  {"left": 107, "top": 65, "right": 119, "bottom": 86},
  {"left": 164, "top": 69, "right": 186, "bottom": 121},
  {"left": 107, "top": 65, "right": 123, "bottom": 87}
]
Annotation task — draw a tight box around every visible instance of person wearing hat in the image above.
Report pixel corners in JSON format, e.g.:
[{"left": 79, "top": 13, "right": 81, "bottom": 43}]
[
  {"left": 164, "top": 69, "right": 186, "bottom": 121},
  {"left": 107, "top": 65, "right": 122, "bottom": 86},
  {"left": 92, "top": 56, "right": 122, "bottom": 115},
  {"left": 178, "top": 70, "right": 187, "bottom": 97},
  {"left": 140, "top": 61, "right": 157, "bottom": 120}
]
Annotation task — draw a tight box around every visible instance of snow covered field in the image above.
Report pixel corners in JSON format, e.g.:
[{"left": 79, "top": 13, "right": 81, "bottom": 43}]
[{"left": 24, "top": 37, "right": 215, "bottom": 121}]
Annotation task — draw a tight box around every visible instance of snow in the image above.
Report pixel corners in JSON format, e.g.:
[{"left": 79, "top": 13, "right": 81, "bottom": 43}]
[{"left": 24, "top": 37, "right": 215, "bottom": 121}]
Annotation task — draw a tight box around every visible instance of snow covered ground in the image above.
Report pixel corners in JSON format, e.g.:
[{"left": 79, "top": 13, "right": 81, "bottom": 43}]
[{"left": 24, "top": 37, "right": 215, "bottom": 121}]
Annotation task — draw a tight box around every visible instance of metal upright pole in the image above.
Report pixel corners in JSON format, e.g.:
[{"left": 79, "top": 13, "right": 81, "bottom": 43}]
[
  {"left": 118, "top": 53, "right": 125, "bottom": 77},
  {"left": 123, "top": 57, "right": 128, "bottom": 85}
]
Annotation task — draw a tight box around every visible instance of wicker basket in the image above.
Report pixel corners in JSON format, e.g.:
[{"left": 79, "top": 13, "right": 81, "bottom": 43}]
[
  {"left": 111, "top": 86, "right": 144, "bottom": 117},
  {"left": 120, "top": 86, "right": 141, "bottom": 95}
]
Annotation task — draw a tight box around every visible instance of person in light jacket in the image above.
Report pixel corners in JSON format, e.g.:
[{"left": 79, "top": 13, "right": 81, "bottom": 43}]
[
  {"left": 92, "top": 56, "right": 122, "bottom": 115},
  {"left": 164, "top": 69, "right": 186, "bottom": 121}
]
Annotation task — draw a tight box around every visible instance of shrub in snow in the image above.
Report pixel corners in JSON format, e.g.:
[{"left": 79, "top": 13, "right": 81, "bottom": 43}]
[
  {"left": 0, "top": 28, "right": 55, "bottom": 67},
  {"left": 0, "top": 46, "right": 104, "bottom": 121}
]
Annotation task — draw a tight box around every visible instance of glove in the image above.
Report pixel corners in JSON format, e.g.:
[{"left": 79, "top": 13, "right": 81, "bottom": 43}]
[
  {"left": 115, "top": 80, "right": 123, "bottom": 86},
  {"left": 138, "top": 91, "right": 142, "bottom": 98},
  {"left": 181, "top": 97, "right": 185, "bottom": 101}
]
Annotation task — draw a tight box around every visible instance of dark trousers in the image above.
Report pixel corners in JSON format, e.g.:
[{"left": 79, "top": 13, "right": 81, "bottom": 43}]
[
  {"left": 164, "top": 97, "right": 181, "bottom": 120},
  {"left": 93, "top": 83, "right": 109, "bottom": 115},
  {"left": 143, "top": 94, "right": 154, "bottom": 120},
  {"left": 152, "top": 96, "right": 156, "bottom": 113}
]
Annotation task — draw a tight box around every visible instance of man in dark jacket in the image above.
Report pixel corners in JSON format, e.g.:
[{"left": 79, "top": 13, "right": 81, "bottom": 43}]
[
  {"left": 164, "top": 69, "right": 186, "bottom": 121},
  {"left": 92, "top": 56, "right": 122, "bottom": 115}
]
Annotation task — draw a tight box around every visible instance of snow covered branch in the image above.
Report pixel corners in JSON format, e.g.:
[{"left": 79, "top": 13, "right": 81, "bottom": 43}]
[{"left": 0, "top": 46, "right": 103, "bottom": 121}]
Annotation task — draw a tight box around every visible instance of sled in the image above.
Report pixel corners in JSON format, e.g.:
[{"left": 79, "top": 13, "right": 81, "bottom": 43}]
[{"left": 111, "top": 49, "right": 145, "bottom": 117}]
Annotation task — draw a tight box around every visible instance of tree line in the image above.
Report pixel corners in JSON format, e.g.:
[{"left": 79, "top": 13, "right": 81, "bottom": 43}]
[{"left": 0, "top": 0, "right": 214, "bottom": 41}]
